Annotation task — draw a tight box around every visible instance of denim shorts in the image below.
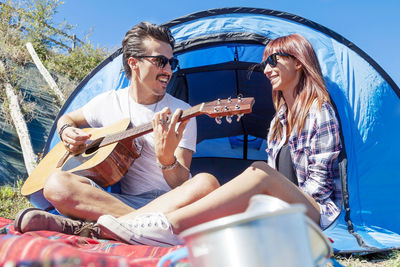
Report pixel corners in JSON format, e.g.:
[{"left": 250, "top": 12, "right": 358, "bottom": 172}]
[{"left": 87, "top": 179, "right": 167, "bottom": 210}]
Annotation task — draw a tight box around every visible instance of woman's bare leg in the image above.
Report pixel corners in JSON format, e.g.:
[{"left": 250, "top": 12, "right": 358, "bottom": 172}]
[
  {"left": 117, "top": 173, "right": 220, "bottom": 221},
  {"left": 167, "top": 161, "right": 320, "bottom": 234}
]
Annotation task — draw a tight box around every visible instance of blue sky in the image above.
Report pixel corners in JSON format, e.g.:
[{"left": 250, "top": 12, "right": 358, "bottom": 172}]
[{"left": 55, "top": 0, "right": 400, "bottom": 87}]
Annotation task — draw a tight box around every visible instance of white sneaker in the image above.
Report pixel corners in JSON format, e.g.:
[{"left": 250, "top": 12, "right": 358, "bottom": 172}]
[{"left": 97, "top": 212, "right": 183, "bottom": 247}]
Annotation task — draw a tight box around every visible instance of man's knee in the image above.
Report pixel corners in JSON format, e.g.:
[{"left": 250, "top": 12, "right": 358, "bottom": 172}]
[{"left": 43, "top": 171, "right": 76, "bottom": 203}]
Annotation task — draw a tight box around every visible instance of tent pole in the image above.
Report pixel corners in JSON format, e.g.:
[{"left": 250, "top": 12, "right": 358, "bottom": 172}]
[{"left": 243, "top": 134, "right": 248, "bottom": 160}]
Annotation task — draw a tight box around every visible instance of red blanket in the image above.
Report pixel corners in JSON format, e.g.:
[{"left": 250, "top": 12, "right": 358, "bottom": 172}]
[{"left": 0, "top": 217, "right": 181, "bottom": 266}]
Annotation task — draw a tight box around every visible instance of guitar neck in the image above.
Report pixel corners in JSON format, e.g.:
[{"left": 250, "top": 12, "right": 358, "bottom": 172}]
[{"left": 99, "top": 103, "right": 204, "bottom": 147}]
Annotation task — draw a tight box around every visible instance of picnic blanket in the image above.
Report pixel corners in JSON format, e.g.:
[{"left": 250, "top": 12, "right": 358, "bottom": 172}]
[{"left": 0, "top": 217, "right": 182, "bottom": 266}]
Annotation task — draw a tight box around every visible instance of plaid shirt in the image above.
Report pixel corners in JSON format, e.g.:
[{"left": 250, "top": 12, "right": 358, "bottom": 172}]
[{"left": 266, "top": 100, "right": 342, "bottom": 228}]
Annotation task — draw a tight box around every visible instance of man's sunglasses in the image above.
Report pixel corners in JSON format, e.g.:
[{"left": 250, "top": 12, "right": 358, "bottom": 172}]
[
  {"left": 136, "top": 55, "right": 179, "bottom": 71},
  {"left": 261, "top": 52, "right": 294, "bottom": 68}
]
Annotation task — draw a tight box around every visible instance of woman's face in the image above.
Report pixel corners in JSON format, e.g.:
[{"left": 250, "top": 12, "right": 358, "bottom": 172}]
[{"left": 263, "top": 50, "right": 301, "bottom": 94}]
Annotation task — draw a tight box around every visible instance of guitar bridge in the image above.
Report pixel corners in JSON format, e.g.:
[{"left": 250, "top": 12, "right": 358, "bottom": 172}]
[{"left": 56, "top": 151, "right": 71, "bottom": 168}]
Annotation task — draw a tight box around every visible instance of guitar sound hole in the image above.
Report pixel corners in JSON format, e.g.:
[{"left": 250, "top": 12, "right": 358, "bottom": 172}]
[
  {"left": 85, "top": 145, "right": 99, "bottom": 155},
  {"left": 85, "top": 138, "right": 103, "bottom": 155}
]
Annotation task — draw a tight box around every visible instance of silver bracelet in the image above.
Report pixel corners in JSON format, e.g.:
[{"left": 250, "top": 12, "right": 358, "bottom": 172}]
[
  {"left": 58, "top": 123, "right": 72, "bottom": 142},
  {"left": 157, "top": 156, "right": 179, "bottom": 170}
]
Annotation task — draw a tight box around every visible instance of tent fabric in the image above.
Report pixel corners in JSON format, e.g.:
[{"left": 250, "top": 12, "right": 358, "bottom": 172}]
[{"left": 30, "top": 7, "right": 400, "bottom": 254}]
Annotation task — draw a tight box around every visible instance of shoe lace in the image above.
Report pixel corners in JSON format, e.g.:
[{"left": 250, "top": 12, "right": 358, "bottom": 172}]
[
  {"left": 73, "top": 222, "right": 100, "bottom": 238},
  {"left": 126, "top": 213, "right": 169, "bottom": 234}
]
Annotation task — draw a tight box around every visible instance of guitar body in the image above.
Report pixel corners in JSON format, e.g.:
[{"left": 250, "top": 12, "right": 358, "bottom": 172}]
[{"left": 21, "top": 118, "right": 139, "bottom": 196}]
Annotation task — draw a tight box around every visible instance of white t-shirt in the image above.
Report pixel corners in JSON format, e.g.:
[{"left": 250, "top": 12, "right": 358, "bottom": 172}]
[{"left": 82, "top": 87, "right": 197, "bottom": 195}]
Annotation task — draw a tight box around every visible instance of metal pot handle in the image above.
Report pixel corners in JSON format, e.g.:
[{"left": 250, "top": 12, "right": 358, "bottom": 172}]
[
  {"left": 305, "top": 217, "right": 334, "bottom": 267},
  {"left": 157, "top": 247, "right": 188, "bottom": 267},
  {"left": 305, "top": 219, "right": 344, "bottom": 267}
]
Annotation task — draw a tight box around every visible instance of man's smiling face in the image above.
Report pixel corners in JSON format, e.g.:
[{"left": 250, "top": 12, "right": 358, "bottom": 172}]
[{"left": 133, "top": 38, "right": 174, "bottom": 103}]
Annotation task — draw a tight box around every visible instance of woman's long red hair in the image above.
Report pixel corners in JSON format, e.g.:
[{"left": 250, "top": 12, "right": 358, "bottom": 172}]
[{"left": 264, "top": 34, "right": 331, "bottom": 142}]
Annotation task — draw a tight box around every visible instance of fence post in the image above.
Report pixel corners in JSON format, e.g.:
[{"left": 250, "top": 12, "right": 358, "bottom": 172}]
[
  {"left": 72, "top": 34, "right": 76, "bottom": 50},
  {"left": 5, "top": 83, "right": 38, "bottom": 174},
  {"left": 25, "top": 42, "right": 65, "bottom": 103}
]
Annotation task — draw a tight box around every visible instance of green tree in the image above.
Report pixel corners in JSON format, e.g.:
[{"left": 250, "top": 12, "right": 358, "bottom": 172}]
[
  {"left": 0, "top": 0, "right": 108, "bottom": 87},
  {"left": 46, "top": 41, "right": 108, "bottom": 82},
  {"left": 20, "top": 0, "right": 76, "bottom": 60},
  {"left": 0, "top": 0, "right": 29, "bottom": 65}
]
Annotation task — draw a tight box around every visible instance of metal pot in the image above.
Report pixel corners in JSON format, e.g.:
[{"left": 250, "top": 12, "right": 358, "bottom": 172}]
[{"left": 179, "top": 197, "right": 332, "bottom": 267}]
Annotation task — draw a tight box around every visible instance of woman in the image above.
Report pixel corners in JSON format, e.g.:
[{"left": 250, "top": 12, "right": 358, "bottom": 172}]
[{"left": 97, "top": 33, "right": 342, "bottom": 247}]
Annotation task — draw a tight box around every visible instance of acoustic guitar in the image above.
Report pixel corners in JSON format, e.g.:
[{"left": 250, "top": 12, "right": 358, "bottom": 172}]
[{"left": 21, "top": 97, "right": 255, "bottom": 196}]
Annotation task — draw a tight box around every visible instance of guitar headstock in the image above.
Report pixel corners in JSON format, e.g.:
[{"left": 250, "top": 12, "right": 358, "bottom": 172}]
[{"left": 200, "top": 96, "right": 255, "bottom": 124}]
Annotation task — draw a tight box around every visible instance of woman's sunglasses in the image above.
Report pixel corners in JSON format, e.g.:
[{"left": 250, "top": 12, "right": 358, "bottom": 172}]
[
  {"left": 261, "top": 52, "right": 294, "bottom": 68},
  {"left": 136, "top": 55, "right": 179, "bottom": 71}
]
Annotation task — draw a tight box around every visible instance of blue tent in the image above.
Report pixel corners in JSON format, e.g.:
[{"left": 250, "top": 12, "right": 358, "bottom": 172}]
[{"left": 29, "top": 7, "right": 400, "bottom": 254}]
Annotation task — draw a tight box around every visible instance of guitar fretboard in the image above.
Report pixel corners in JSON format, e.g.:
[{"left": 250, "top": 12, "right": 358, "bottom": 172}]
[{"left": 97, "top": 103, "right": 202, "bottom": 148}]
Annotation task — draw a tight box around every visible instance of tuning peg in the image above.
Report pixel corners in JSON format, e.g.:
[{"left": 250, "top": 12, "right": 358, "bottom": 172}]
[
  {"left": 237, "top": 93, "right": 243, "bottom": 102},
  {"left": 217, "top": 98, "right": 221, "bottom": 104},
  {"left": 215, "top": 117, "right": 222, "bottom": 125},
  {"left": 226, "top": 115, "right": 232, "bottom": 123},
  {"left": 228, "top": 97, "right": 232, "bottom": 103},
  {"left": 236, "top": 113, "right": 244, "bottom": 122}
]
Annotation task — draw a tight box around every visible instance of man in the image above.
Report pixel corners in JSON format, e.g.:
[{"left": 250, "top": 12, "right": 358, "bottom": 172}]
[{"left": 15, "top": 22, "right": 219, "bottom": 242}]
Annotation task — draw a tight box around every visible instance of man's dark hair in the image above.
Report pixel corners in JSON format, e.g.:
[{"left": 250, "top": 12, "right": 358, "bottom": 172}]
[{"left": 122, "top": 22, "right": 175, "bottom": 79}]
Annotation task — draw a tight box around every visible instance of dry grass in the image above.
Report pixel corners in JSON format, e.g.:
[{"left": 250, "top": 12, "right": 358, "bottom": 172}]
[
  {"left": 0, "top": 180, "right": 32, "bottom": 220},
  {"left": 332, "top": 250, "right": 400, "bottom": 266}
]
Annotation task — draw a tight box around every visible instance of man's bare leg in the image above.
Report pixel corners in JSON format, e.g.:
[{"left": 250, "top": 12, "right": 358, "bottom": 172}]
[{"left": 44, "top": 170, "right": 134, "bottom": 221}]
